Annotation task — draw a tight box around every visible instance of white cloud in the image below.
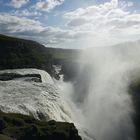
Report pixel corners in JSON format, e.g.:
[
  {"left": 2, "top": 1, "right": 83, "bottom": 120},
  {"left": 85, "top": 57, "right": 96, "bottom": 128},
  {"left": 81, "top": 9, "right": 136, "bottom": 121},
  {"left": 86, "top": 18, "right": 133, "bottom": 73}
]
[
  {"left": 63, "top": 0, "right": 140, "bottom": 47},
  {"left": 0, "top": 13, "right": 43, "bottom": 33},
  {"left": 127, "top": 2, "right": 133, "bottom": 7},
  {"left": 14, "top": 9, "right": 42, "bottom": 17},
  {"left": 35, "top": 0, "right": 65, "bottom": 12},
  {"left": 120, "top": 1, "right": 133, "bottom": 8},
  {"left": 9, "top": 0, "right": 29, "bottom": 8},
  {"left": 1, "top": 0, "right": 140, "bottom": 48},
  {"left": 0, "top": 13, "right": 76, "bottom": 47}
]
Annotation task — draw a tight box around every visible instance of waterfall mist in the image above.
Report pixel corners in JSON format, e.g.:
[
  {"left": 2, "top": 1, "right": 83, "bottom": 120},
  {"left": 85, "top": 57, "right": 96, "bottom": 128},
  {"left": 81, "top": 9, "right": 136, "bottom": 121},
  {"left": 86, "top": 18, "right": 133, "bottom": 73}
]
[{"left": 59, "top": 41, "right": 140, "bottom": 140}]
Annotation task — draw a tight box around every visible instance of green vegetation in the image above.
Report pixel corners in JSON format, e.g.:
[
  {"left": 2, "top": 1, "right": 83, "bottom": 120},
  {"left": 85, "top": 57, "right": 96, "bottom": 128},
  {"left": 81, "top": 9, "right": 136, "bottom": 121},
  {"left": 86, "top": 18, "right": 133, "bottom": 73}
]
[
  {"left": 0, "top": 34, "right": 53, "bottom": 75},
  {"left": 0, "top": 111, "right": 82, "bottom": 140},
  {"left": 0, "top": 34, "right": 80, "bottom": 80}
]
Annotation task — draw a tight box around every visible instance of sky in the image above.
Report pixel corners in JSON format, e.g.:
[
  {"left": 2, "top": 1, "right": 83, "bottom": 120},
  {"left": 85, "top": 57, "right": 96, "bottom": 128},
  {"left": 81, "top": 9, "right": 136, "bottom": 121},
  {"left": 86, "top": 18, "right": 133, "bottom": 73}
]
[{"left": 0, "top": 0, "right": 140, "bottom": 48}]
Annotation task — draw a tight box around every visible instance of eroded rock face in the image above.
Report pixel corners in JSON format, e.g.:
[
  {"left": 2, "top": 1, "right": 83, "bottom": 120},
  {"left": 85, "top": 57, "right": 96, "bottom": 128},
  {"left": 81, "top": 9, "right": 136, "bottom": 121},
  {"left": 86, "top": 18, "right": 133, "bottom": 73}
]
[
  {"left": 0, "top": 73, "right": 42, "bottom": 82},
  {"left": 0, "top": 111, "right": 82, "bottom": 140},
  {"left": 129, "top": 80, "right": 140, "bottom": 140}
]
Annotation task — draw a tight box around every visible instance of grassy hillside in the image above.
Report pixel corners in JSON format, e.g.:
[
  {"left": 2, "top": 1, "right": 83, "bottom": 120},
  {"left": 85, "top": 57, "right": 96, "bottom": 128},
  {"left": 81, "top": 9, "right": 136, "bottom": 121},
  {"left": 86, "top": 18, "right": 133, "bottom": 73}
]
[
  {"left": 0, "top": 34, "right": 52, "bottom": 73},
  {"left": 0, "top": 111, "right": 82, "bottom": 140},
  {"left": 0, "top": 34, "right": 80, "bottom": 80}
]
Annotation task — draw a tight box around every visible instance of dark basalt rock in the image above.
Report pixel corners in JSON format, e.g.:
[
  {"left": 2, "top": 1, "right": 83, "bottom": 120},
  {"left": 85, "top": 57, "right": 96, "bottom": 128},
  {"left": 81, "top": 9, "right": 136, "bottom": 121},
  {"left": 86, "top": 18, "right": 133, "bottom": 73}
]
[
  {"left": 0, "top": 111, "right": 82, "bottom": 140},
  {"left": 129, "top": 79, "right": 140, "bottom": 140},
  {"left": 0, "top": 73, "right": 42, "bottom": 82}
]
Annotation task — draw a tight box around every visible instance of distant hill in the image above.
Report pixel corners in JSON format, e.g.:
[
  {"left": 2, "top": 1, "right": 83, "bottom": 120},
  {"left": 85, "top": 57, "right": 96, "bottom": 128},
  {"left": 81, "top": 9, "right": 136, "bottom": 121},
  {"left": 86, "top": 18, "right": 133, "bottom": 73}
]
[{"left": 0, "top": 34, "right": 80, "bottom": 79}]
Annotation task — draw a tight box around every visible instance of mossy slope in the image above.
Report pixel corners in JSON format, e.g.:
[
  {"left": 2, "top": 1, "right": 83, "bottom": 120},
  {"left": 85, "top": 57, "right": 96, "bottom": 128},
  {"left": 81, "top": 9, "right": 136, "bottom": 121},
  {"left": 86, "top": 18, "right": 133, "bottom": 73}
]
[{"left": 0, "top": 111, "right": 82, "bottom": 140}]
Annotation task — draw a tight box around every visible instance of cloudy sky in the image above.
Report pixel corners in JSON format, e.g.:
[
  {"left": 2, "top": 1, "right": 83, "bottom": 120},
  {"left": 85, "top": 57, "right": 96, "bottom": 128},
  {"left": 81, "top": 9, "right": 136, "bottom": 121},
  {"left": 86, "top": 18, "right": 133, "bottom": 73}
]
[{"left": 0, "top": 0, "right": 140, "bottom": 48}]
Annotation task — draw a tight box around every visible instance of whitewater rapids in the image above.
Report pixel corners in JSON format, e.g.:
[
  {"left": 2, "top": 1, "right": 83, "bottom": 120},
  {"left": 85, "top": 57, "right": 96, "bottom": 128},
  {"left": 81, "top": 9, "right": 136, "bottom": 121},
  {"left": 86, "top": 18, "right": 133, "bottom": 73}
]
[{"left": 0, "top": 69, "right": 73, "bottom": 122}]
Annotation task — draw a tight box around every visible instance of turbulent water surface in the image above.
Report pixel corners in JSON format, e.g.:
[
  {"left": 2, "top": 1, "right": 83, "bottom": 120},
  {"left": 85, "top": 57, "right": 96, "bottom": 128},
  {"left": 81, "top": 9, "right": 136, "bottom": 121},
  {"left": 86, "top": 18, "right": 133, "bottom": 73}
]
[{"left": 0, "top": 69, "right": 73, "bottom": 122}]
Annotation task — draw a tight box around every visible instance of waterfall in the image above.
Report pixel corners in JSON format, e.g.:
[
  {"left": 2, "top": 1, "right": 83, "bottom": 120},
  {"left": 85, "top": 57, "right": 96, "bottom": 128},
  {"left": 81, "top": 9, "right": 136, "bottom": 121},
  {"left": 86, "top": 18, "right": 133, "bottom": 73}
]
[
  {"left": 0, "top": 69, "right": 74, "bottom": 122},
  {"left": 66, "top": 43, "right": 140, "bottom": 140}
]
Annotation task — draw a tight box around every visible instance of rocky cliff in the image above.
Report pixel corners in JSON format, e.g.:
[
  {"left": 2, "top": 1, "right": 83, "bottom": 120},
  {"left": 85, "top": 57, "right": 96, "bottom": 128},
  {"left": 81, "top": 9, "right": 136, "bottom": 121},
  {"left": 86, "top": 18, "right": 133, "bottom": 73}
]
[{"left": 0, "top": 111, "right": 82, "bottom": 140}]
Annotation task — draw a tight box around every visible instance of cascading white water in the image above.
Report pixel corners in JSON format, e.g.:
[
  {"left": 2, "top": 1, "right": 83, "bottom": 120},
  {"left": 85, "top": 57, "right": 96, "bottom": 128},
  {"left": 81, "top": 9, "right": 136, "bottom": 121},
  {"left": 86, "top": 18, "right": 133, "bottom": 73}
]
[
  {"left": 0, "top": 69, "right": 74, "bottom": 122},
  {"left": 63, "top": 42, "right": 140, "bottom": 140},
  {"left": 78, "top": 48, "right": 135, "bottom": 140}
]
